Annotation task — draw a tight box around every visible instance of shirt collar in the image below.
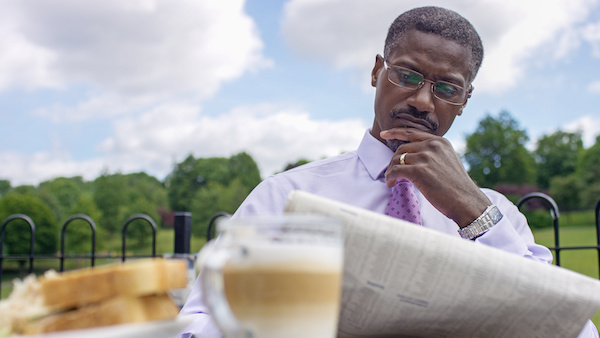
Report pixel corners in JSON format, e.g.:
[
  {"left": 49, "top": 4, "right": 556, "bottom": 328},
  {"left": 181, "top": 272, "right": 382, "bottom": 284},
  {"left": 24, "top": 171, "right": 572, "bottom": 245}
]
[{"left": 357, "top": 129, "right": 395, "bottom": 181}]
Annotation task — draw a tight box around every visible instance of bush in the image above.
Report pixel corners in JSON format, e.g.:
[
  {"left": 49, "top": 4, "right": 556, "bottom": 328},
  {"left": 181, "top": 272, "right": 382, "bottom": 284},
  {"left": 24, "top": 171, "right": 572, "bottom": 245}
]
[
  {"left": 0, "top": 193, "right": 59, "bottom": 255},
  {"left": 521, "top": 209, "right": 555, "bottom": 229}
]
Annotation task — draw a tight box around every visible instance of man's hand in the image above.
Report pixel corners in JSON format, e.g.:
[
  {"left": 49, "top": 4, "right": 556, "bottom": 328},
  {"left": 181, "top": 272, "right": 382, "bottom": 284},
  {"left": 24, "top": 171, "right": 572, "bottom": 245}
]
[{"left": 381, "top": 128, "right": 491, "bottom": 228}]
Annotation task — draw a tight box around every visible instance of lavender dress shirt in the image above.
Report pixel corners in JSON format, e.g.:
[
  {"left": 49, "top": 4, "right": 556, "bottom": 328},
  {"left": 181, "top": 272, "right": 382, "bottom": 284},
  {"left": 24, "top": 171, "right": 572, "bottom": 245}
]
[{"left": 178, "top": 129, "right": 597, "bottom": 338}]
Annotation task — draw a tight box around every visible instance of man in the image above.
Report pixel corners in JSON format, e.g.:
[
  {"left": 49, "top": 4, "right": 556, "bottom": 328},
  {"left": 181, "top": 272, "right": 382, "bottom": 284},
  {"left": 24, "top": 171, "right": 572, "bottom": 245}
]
[{"left": 180, "top": 6, "right": 598, "bottom": 337}]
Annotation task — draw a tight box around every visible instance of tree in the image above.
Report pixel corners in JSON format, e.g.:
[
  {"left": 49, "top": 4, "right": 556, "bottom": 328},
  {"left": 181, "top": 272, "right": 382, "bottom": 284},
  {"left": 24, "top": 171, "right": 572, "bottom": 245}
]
[
  {"left": 167, "top": 155, "right": 205, "bottom": 212},
  {"left": 93, "top": 171, "right": 168, "bottom": 240},
  {"left": 122, "top": 172, "right": 168, "bottom": 211},
  {"left": 463, "top": 111, "right": 537, "bottom": 188},
  {"left": 549, "top": 174, "right": 582, "bottom": 214},
  {"left": 13, "top": 185, "right": 36, "bottom": 195},
  {"left": 166, "top": 152, "right": 262, "bottom": 238},
  {"left": 577, "top": 135, "right": 600, "bottom": 208},
  {"left": 93, "top": 172, "right": 127, "bottom": 238},
  {"left": 37, "top": 176, "right": 89, "bottom": 223},
  {"left": 191, "top": 179, "right": 249, "bottom": 237},
  {"left": 0, "top": 193, "right": 58, "bottom": 256},
  {"left": 534, "top": 131, "right": 583, "bottom": 189},
  {"left": 167, "top": 152, "right": 261, "bottom": 212},
  {"left": 281, "top": 159, "right": 310, "bottom": 172},
  {"left": 0, "top": 180, "right": 11, "bottom": 197},
  {"left": 228, "top": 152, "right": 262, "bottom": 189}
]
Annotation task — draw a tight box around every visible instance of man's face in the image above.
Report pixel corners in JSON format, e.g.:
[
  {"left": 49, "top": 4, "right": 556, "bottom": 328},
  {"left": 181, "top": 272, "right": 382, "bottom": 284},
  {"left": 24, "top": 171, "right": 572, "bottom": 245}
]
[{"left": 371, "top": 29, "right": 473, "bottom": 150}]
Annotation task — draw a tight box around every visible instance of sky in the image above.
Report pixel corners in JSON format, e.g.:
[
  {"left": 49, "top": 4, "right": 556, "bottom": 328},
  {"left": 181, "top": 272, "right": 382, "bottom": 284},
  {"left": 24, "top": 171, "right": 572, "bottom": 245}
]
[{"left": 1, "top": 0, "right": 600, "bottom": 186}]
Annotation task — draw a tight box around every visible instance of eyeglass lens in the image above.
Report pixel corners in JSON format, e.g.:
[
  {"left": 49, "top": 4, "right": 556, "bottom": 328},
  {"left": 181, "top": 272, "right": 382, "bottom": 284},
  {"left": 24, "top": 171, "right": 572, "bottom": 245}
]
[{"left": 387, "top": 65, "right": 466, "bottom": 104}]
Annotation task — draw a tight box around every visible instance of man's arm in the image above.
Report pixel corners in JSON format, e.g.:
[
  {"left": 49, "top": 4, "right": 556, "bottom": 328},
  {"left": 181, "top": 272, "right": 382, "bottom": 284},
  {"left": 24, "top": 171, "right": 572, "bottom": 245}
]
[
  {"left": 381, "top": 129, "right": 598, "bottom": 337},
  {"left": 178, "top": 273, "right": 222, "bottom": 337},
  {"left": 475, "top": 189, "right": 553, "bottom": 263}
]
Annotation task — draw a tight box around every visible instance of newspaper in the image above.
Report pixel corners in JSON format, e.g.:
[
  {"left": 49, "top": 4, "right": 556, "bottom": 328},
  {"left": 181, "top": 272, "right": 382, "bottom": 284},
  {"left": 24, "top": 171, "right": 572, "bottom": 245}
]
[{"left": 284, "top": 190, "right": 600, "bottom": 338}]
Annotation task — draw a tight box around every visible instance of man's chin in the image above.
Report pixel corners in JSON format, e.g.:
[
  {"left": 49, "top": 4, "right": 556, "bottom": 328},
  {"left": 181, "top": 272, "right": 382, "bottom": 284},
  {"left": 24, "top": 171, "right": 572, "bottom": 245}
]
[{"left": 386, "top": 139, "right": 409, "bottom": 152}]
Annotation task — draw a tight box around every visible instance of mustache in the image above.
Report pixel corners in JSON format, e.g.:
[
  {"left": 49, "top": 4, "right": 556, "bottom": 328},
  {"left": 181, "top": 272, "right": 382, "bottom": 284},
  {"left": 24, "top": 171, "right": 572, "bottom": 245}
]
[{"left": 391, "top": 107, "right": 439, "bottom": 133}]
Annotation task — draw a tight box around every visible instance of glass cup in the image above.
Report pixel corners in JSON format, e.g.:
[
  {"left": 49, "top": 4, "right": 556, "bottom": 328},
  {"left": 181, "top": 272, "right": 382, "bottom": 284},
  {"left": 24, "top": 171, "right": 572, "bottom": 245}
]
[{"left": 198, "top": 215, "right": 344, "bottom": 338}]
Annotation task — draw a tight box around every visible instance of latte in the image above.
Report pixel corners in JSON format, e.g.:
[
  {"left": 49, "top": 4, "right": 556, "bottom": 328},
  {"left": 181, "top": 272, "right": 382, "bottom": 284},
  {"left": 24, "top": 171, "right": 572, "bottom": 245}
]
[{"left": 223, "top": 244, "right": 342, "bottom": 338}]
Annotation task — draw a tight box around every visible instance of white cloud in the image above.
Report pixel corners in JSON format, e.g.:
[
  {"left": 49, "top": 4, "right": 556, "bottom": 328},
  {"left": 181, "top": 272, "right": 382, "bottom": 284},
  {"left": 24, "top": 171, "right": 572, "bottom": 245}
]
[
  {"left": 0, "top": 0, "right": 271, "bottom": 119},
  {"left": 96, "top": 103, "right": 368, "bottom": 181},
  {"left": 564, "top": 115, "right": 600, "bottom": 147},
  {"left": 582, "top": 20, "right": 600, "bottom": 57},
  {"left": 0, "top": 4, "right": 62, "bottom": 92},
  {"left": 588, "top": 81, "right": 600, "bottom": 93},
  {"left": 4, "top": 0, "right": 600, "bottom": 188},
  {"left": 32, "top": 91, "right": 163, "bottom": 122},
  {"left": 0, "top": 151, "right": 105, "bottom": 187},
  {"left": 281, "top": 0, "right": 598, "bottom": 93},
  {"left": 1, "top": 103, "right": 367, "bottom": 185}
]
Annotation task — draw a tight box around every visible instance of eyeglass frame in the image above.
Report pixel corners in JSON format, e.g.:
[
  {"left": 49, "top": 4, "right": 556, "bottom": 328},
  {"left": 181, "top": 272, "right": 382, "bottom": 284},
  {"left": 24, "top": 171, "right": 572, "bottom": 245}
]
[{"left": 381, "top": 56, "right": 473, "bottom": 106}]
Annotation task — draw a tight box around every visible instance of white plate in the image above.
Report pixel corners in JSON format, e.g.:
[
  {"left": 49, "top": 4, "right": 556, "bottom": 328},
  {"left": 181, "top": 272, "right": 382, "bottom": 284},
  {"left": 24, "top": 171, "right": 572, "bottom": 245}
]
[{"left": 21, "top": 316, "right": 196, "bottom": 338}]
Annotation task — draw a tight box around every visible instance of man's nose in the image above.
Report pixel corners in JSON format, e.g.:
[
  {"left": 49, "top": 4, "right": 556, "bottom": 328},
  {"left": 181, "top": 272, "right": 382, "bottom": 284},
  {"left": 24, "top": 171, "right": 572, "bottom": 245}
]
[{"left": 406, "top": 80, "right": 436, "bottom": 113}]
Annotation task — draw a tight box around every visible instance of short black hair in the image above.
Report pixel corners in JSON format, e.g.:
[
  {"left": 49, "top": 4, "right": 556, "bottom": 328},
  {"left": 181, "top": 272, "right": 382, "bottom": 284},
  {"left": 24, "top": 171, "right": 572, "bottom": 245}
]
[{"left": 384, "top": 6, "right": 484, "bottom": 82}]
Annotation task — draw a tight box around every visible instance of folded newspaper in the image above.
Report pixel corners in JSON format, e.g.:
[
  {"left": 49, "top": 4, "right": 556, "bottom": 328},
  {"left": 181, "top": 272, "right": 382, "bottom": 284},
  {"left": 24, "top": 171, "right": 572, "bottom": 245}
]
[{"left": 284, "top": 190, "right": 600, "bottom": 338}]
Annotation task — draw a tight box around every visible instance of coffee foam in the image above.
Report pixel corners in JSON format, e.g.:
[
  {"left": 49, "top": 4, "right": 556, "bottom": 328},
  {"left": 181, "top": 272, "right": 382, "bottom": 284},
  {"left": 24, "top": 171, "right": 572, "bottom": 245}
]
[{"left": 227, "top": 241, "right": 343, "bottom": 272}]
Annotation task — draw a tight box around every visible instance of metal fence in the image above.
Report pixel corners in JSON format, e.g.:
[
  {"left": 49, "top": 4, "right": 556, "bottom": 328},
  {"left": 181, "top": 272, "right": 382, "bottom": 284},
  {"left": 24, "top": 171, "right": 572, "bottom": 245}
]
[
  {"left": 0, "top": 212, "right": 193, "bottom": 296},
  {"left": 2, "top": 194, "right": 600, "bottom": 297},
  {"left": 517, "top": 192, "right": 600, "bottom": 278}
]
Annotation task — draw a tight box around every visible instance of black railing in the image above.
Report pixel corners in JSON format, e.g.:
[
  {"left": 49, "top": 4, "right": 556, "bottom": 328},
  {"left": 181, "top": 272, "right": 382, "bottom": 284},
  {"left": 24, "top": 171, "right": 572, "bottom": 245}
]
[
  {"left": 0, "top": 212, "right": 193, "bottom": 297},
  {"left": 0, "top": 214, "right": 36, "bottom": 280},
  {"left": 206, "top": 212, "right": 231, "bottom": 241},
  {"left": 3, "top": 193, "right": 600, "bottom": 297},
  {"left": 517, "top": 192, "right": 600, "bottom": 279},
  {"left": 60, "top": 214, "right": 96, "bottom": 271},
  {"left": 122, "top": 214, "right": 157, "bottom": 262}
]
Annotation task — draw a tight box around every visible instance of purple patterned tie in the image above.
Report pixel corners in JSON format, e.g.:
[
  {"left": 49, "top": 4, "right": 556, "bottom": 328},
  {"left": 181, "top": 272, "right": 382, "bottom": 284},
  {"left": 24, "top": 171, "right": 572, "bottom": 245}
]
[{"left": 385, "top": 179, "right": 423, "bottom": 225}]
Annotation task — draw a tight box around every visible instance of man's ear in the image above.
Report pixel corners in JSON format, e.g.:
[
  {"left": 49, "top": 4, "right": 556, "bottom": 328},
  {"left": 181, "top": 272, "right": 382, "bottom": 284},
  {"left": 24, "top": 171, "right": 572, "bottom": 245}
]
[{"left": 371, "top": 54, "right": 384, "bottom": 87}]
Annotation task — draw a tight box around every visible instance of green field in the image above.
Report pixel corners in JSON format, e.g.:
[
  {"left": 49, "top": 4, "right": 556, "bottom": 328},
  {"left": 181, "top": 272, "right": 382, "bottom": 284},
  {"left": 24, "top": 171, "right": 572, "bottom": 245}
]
[{"left": 532, "top": 225, "right": 600, "bottom": 328}]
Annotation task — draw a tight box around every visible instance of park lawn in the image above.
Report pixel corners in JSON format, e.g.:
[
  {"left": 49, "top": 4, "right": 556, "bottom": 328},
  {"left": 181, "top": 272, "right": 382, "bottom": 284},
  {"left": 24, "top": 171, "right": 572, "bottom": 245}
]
[{"left": 532, "top": 226, "right": 600, "bottom": 329}]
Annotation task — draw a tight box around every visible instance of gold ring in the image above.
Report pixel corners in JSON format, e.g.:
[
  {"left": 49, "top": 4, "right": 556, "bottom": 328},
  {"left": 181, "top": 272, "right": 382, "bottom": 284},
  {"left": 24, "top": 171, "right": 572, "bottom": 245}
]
[{"left": 400, "top": 153, "right": 407, "bottom": 165}]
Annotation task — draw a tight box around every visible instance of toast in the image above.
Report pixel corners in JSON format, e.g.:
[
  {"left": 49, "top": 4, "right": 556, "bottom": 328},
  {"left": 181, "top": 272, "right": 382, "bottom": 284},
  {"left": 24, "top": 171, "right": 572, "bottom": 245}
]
[
  {"left": 0, "top": 258, "right": 188, "bottom": 335},
  {"left": 22, "top": 294, "right": 179, "bottom": 334},
  {"left": 39, "top": 258, "right": 187, "bottom": 310}
]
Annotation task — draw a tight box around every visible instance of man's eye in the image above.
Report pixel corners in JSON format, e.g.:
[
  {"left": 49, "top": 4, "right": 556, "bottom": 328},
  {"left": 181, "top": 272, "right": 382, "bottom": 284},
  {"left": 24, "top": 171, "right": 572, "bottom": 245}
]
[
  {"left": 397, "top": 70, "right": 421, "bottom": 84},
  {"left": 436, "top": 82, "right": 459, "bottom": 97}
]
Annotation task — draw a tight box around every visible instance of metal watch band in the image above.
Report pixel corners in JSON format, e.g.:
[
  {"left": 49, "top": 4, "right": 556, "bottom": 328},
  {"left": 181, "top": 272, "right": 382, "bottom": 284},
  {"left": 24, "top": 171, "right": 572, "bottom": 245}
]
[{"left": 458, "top": 205, "right": 503, "bottom": 240}]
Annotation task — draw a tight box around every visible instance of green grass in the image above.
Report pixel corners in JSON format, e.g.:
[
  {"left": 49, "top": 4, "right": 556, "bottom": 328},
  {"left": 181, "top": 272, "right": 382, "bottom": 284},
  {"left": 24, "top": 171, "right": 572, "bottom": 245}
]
[
  {"left": 532, "top": 226, "right": 599, "bottom": 276},
  {"left": 532, "top": 225, "right": 600, "bottom": 329}
]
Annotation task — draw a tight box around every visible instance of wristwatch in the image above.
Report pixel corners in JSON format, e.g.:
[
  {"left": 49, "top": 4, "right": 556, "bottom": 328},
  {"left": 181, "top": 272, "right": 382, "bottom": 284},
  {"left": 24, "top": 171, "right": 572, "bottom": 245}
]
[{"left": 458, "top": 205, "right": 503, "bottom": 240}]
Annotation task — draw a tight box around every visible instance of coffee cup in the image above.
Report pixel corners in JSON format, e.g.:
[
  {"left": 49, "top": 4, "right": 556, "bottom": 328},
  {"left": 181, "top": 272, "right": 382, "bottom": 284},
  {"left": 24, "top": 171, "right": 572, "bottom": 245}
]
[{"left": 198, "top": 214, "right": 344, "bottom": 338}]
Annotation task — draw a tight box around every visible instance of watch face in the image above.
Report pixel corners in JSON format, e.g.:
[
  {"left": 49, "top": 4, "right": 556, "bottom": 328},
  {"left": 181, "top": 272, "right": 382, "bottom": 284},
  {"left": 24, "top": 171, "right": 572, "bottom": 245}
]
[{"left": 490, "top": 207, "right": 503, "bottom": 223}]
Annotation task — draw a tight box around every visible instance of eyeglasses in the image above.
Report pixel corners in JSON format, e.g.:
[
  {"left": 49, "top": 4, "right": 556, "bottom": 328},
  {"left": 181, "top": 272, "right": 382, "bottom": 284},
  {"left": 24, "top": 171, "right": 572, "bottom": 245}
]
[{"left": 383, "top": 58, "right": 472, "bottom": 105}]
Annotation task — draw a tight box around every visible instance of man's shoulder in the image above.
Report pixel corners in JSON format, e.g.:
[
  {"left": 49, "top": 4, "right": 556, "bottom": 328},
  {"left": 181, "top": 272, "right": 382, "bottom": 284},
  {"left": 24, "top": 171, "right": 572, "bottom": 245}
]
[
  {"left": 257, "top": 150, "right": 362, "bottom": 193},
  {"left": 235, "top": 151, "right": 362, "bottom": 216}
]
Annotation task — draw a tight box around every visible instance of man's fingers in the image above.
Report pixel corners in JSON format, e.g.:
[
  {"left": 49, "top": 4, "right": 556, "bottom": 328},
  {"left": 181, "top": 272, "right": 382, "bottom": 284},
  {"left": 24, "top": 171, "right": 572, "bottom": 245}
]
[{"left": 380, "top": 128, "right": 431, "bottom": 142}]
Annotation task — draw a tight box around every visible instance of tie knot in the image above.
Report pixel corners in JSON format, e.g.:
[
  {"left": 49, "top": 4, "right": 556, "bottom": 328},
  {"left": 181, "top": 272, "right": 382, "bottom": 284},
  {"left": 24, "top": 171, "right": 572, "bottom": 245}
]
[
  {"left": 395, "top": 178, "right": 410, "bottom": 185},
  {"left": 394, "top": 179, "right": 412, "bottom": 191}
]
